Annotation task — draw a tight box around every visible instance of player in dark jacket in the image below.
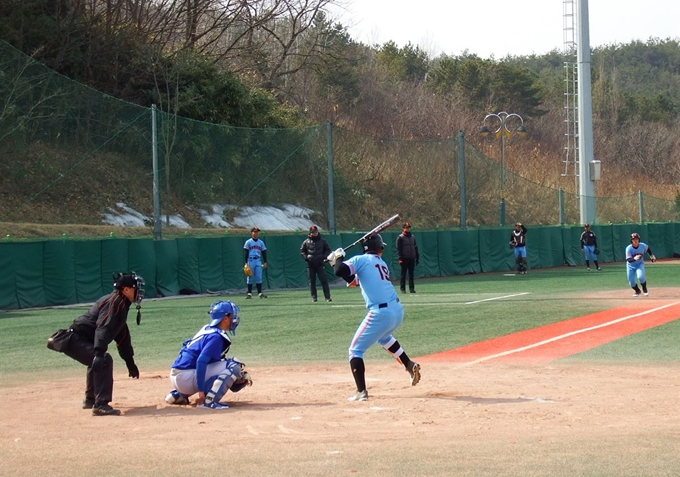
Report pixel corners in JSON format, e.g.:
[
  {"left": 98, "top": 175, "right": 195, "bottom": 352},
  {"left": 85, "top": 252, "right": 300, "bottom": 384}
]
[
  {"left": 396, "top": 222, "right": 420, "bottom": 293},
  {"left": 56, "top": 272, "right": 144, "bottom": 416},
  {"left": 579, "top": 223, "right": 601, "bottom": 270},
  {"left": 300, "top": 225, "right": 332, "bottom": 302}
]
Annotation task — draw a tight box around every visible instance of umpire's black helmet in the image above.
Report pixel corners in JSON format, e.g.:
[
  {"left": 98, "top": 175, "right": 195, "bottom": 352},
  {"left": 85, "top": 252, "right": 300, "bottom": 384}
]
[{"left": 363, "top": 234, "right": 386, "bottom": 253}]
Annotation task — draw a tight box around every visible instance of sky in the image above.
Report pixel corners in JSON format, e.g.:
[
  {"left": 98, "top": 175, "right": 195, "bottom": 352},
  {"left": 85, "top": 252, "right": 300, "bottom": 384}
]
[{"left": 328, "top": 0, "right": 680, "bottom": 58}]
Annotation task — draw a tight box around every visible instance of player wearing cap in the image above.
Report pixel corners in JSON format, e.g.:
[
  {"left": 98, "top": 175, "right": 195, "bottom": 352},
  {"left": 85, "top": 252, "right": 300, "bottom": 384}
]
[
  {"left": 243, "top": 227, "right": 268, "bottom": 298},
  {"left": 300, "top": 225, "right": 332, "bottom": 302},
  {"left": 510, "top": 222, "right": 528, "bottom": 274},
  {"left": 47, "top": 272, "right": 145, "bottom": 416},
  {"left": 327, "top": 234, "right": 421, "bottom": 402},
  {"left": 396, "top": 221, "right": 420, "bottom": 293},
  {"left": 625, "top": 233, "right": 656, "bottom": 297},
  {"left": 165, "top": 301, "right": 252, "bottom": 409},
  {"left": 580, "top": 223, "right": 601, "bottom": 271}
]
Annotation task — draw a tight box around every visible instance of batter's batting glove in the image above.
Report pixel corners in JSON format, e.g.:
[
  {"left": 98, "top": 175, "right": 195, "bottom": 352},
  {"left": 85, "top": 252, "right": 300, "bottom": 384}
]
[
  {"left": 326, "top": 248, "right": 345, "bottom": 266},
  {"left": 650, "top": 254, "right": 657, "bottom": 262}
]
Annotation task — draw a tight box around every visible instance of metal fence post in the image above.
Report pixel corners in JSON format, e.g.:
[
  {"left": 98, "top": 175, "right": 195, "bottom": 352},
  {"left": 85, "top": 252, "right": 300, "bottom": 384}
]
[
  {"left": 559, "top": 188, "right": 565, "bottom": 225},
  {"left": 326, "top": 121, "right": 336, "bottom": 234},
  {"left": 152, "top": 104, "right": 161, "bottom": 240},
  {"left": 638, "top": 190, "right": 644, "bottom": 223},
  {"left": 458, "top": 131, "right": 467, "bottom": 229}
]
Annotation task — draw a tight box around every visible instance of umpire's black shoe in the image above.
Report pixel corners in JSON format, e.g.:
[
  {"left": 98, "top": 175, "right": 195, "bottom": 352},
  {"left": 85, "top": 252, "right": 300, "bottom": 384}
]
[
  {"left": 409, "top": 289, "right": 416, "bottom": 294},
  {"left": 82, "top": 398, "right": 95, "bottom": 409},
  {"left": 92, "top": 404, "right": 121, "bottom": 416}
]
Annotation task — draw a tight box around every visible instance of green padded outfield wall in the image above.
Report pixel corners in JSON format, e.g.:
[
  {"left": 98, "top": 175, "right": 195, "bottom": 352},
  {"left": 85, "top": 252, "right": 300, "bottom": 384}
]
[{"left": 1, "top": 224, "right": 678, "bottom": 310}]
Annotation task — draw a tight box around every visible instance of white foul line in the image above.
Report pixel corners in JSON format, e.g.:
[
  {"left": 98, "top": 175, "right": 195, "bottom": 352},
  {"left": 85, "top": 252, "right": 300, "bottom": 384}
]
[
  {"left": 459, "top": 301, "right": 680, "bottom": 367},
  {"left": 465, "top": 292, "right": 529, "bottom": 305}
]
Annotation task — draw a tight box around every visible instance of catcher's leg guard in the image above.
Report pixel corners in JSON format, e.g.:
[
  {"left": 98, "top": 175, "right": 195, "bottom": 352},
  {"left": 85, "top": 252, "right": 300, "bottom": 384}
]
[
  {"left": 204, "top": 361, "right": 241, "bottom": 405},
  {"left": 515, "top": 257, "right": 522, "bottom": 272},
  {"left": 520, "top": 258, "right": 527, "bottom": 272}
]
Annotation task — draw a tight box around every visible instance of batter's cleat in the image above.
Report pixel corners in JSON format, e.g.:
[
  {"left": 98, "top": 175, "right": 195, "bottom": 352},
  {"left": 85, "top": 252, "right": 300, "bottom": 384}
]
[
  {"left": 82, "top": 398, "right": 95, "bottom": 409},
  {"left": 597, "top": 267, "right": 602, "bottom": 271},
  {"left": 199, "top": 401, "right": 229, "bottom": 410},
  {"left": 633, "top": 292, "right": 640, "bottom": 297},
  {"left": 644, "top": 292, "right": 649, "bottom": 296},
  {"left": 165, "top": 390, "right": 189, "bottom": 405},
  {"left": 326, "top": 298, "right": 332, "bottom": 302},
  {"left": 407, "top": 361, "right": 421, "bottom": 386},
  {"left": 347, "top": 390, "right": 368, "bottom": 402},
  {"left": 246, "top": 293, "right": 252, "bottom": 299},
  {"left": 92, "top": 404, "right": 121, "bottom": 416},
  {"left": 258, "top": 293, "right": 267, "bottom": 299}
]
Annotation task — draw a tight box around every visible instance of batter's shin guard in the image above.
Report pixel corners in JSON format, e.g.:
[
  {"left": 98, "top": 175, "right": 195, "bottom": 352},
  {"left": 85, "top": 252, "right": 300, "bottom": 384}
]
[{"left": 349, "top": 358, "right": 367, "bottom": 392}]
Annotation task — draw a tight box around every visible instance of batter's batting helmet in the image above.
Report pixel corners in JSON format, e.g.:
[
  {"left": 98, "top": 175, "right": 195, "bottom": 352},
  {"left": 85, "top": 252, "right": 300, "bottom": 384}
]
[
  {"left": 630, "top": 232, "right": 641, "bottom": 242},
  {"left": 363, "top": 234, "right": 386, "bottom": 253},
  {"left": 208, "top": 301, "right": 240, "bottom": 335}
]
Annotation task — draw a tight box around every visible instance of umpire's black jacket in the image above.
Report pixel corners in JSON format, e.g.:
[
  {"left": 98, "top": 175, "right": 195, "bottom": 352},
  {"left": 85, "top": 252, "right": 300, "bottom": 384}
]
[{"left": 70, "top": 292, "right": 135, "bottom": 361}]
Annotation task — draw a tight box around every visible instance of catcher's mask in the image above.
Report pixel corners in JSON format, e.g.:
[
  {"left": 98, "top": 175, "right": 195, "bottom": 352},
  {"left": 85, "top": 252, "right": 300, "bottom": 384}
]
[
  {"left": 363, "top": 234, "right": 386, "bottom": 253},
  {"left": 630, "top": 232, "right": 641, "bottom": 242},
  {"left": 208, "top": 301, "right": 240, "bottom": 335}
]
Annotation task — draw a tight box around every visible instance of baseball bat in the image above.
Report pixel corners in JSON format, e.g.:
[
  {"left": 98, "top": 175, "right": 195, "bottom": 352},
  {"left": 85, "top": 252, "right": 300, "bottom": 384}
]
[{"left": 342, "top": 214, "right": 401, "bottom": 252}]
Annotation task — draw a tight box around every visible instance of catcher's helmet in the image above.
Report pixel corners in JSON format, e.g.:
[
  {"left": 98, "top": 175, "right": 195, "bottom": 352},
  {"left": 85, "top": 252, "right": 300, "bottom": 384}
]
[
  {"left": 630, "top": 232, "right": 641, "bottom": 242},
  {"left": 363, "top": 234, "right": 386, "bottom": 253},
  {"left": 208, "top": 301, "right": 240, "bottom": 335},
  {"left": 113, "top": 272, "right": 145, "bottom": 304}
]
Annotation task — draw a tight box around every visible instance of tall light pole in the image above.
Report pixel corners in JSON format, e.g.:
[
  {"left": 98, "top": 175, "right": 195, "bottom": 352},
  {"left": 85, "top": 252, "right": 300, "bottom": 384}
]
[{"left": 480, "top": 111, "right": 526, "bottom": 226}]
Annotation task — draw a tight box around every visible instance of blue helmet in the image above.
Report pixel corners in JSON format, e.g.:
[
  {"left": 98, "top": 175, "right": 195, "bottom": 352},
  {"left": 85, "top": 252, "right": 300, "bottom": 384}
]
[{"left": 208, "top": 301, "right": 240, "bottom": 335}]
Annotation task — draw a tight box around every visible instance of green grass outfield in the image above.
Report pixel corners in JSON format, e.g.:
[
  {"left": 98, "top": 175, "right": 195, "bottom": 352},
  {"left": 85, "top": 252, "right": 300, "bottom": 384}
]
[{"left": 1, "top": 262, "right": 678, "bottom": 384}]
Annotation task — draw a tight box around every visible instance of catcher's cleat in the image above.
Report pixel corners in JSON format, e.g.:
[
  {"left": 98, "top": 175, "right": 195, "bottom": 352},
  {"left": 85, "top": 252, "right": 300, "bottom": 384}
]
[
  {"left": 347, "top": 390, "right": 368, "bottom": 402},
  {"left": 199, "top": 401, "right": 229, "bottom": 410},
  {"left": 92, "top": 404, "right": 121, "bottom": 416},
  {"left": 407, "top": 361, "right": 421, "bottom": 386},
  {"left": 258, "top": 293, "right": 267, "bottom": 299},
  {"left": 82, "top": 398, "right": 95, "bottom": 409},
  {"left": 246, "top": 293, "right": 252, "bottom": 299}
]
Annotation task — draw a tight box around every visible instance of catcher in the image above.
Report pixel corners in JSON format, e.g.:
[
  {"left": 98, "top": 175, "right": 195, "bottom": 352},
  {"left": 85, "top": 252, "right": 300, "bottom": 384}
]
[{"left": 165, "top": 301, "right": 253, "bottom": 409}]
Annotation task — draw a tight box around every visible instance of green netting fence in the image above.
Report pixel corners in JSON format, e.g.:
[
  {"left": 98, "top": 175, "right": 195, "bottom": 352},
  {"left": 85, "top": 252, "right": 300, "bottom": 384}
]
[{"left": 2, "top": 40, "right": 679, "bottom": 233}]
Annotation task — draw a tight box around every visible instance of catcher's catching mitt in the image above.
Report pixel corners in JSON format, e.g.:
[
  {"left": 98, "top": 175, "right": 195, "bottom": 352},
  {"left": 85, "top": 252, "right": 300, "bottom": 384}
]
[
  {"left": 243, "top": 263, "right": 253, "bottom": 276},
  {"left": 594, "top": 248, "right": 600, "bottom": 255}
]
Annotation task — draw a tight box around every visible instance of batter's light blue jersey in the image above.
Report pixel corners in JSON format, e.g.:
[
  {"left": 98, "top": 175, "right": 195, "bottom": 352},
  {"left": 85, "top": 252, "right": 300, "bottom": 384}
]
[
  {"left": 244, "top": 238, "right": 267, "bottom": 260},
  {"left": 344, "top": 253, "right": 398, "bottom": 309}
]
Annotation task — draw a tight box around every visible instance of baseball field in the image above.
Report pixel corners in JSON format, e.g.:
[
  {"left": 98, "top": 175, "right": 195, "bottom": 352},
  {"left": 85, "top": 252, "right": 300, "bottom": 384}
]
[{"left": 1, "top": 261, "right": 679, "bottom": 476}]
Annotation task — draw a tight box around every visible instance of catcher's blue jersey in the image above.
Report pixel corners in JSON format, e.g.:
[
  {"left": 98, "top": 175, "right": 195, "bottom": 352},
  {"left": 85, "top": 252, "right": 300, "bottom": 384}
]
[
  {"left": 344, "top": 253, "right": 398, "bottom": 309},
  {"left": 171, "top": 325, "right": 232, "bottom": 390}
]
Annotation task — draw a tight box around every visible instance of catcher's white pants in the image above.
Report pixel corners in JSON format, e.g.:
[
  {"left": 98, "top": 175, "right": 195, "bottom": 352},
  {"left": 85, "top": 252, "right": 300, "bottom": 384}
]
[{"left": 169, "top": 361, "right": 233, "bottom": 396}]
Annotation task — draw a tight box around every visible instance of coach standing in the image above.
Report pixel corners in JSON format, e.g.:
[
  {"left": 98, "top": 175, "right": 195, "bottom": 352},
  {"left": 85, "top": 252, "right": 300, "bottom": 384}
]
[
  {"left": 396, "top": 222, "right": 419, "bottom": 293},
  {"left": 300, "top": 225, "right": 332, "bottom": 302}
]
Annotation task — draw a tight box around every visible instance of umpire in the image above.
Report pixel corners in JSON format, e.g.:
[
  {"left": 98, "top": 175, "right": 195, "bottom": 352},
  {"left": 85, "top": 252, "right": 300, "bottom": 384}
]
[
  {"left": 49, "top": 272, "right": 145, "bottom": 416},
  {"left": 300, "top": 225, "right": 332, "bottom": 302}
]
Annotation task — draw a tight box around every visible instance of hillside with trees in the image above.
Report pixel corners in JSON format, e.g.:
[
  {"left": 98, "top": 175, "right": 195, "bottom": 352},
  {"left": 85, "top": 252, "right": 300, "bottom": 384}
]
[{"left": 1, "top": 0, "right": 679, "bottom": 232}]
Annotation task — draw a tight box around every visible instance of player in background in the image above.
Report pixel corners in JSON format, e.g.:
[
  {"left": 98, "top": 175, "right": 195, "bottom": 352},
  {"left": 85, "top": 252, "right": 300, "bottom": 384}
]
[
  {"left": 165, "top": 301, "right": 252, "bottom": 409},
  {"left": 396, "top": 221, "right": 420, "bottom": 293},
  {"left": 47, "top": 272, "right": 145, "bottom": 416},
  {"left": 580, "top": 223, "right": 602, "bottom": 271},
  {"left": 625, "top": 232, "right": 656, "bottom": 297},
  {"left": 327, "top": 234, "right": 421, "bottom": 402},
  {"left": 243, "top": 226, "right": 268, "bottom": 298},
  {"left": 510, "top": 222, "right": 528, "bottom": 274},
  {"left": 300, "top": 225, "right": 332, "bottom": 302}
]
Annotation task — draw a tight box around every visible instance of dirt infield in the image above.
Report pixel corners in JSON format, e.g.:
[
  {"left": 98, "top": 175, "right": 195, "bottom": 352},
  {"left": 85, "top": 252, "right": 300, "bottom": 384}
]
[{"left": 3, "top": 293, "right": 680, "bottom": 477}]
